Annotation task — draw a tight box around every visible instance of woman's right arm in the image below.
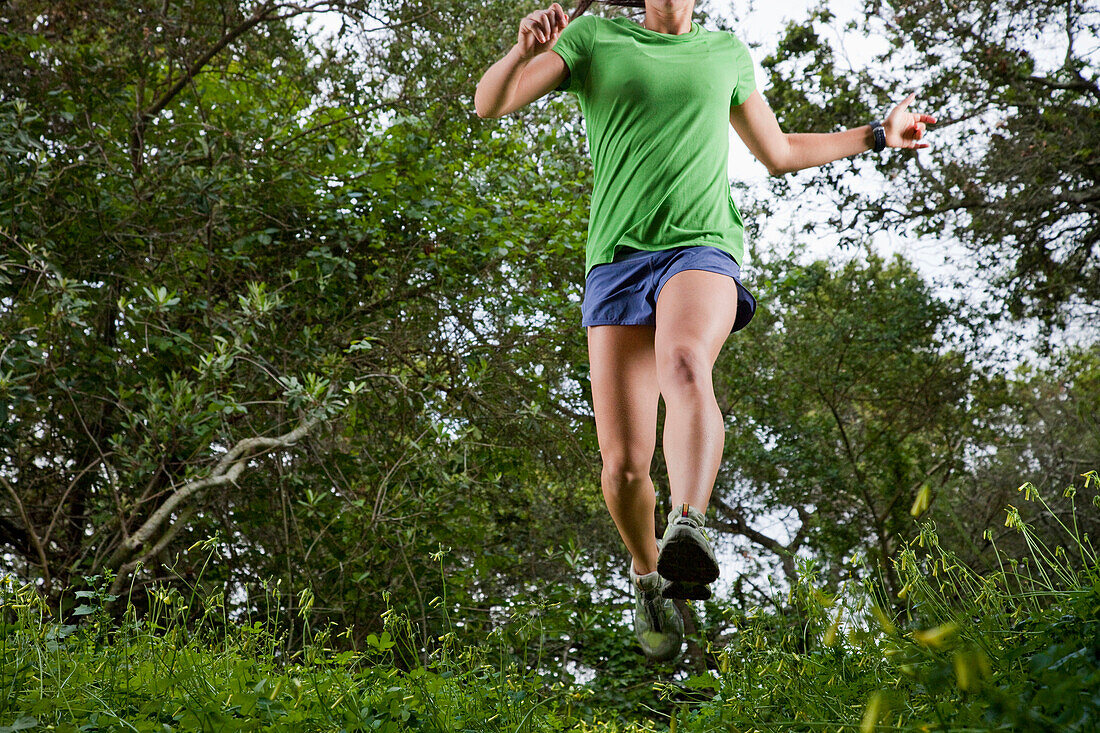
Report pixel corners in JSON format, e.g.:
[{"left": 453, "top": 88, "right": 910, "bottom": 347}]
[{"left": 475, "top": 3, "right": 570, "bottom": 118}]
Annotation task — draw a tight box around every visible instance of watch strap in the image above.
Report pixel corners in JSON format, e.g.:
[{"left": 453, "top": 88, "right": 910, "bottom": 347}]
[{"left": 871, "top": 120, "right": 887, "bottom": 152}]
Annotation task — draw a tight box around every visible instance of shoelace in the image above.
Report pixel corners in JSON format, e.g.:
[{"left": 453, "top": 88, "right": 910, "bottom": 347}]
[
  {"left": 642, "top": 591, "right": 665, "bottom": 633},
  {"left": 674, "top": 516, "right": 709, "bottom": 540}
]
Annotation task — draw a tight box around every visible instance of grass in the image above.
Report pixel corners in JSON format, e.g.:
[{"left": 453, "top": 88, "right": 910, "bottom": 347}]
[
  {"left": 0, "top": 472, "right": 1097, "bottom": 732},
  {"left": 663, "top": 473, "right": 1100, "bottom": 732}
]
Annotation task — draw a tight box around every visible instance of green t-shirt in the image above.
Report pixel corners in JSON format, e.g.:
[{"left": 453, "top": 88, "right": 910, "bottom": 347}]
[{"left": 551, "top": 15, "right": 756, "bottom": 275}]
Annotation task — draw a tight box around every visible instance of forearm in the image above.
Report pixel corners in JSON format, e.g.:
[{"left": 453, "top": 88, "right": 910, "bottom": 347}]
[
  {"left": 779, "top": 125, "right": 877, "bottom": 174},
  {"left": 475, "top": 45, "right": 531, "bottom": 118}
]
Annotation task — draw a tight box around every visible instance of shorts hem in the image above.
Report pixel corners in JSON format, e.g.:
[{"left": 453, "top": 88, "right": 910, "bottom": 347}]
[
  {"left": 581, "top": 319, "right": 656, "bottom": 328},
  {"left": 654, "top": 266, "right": 736, "bottom": 301}
]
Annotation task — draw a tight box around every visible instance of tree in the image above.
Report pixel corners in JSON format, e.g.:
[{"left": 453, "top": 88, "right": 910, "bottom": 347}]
[
  {"left": 711, "top": 252, "right": 978, "bottom": 599},
  {"left": 956, "top": 343, "right": 1100, "bottom": 569},
  {"left": 0, "top": 0, "right": 613, "bottom": 648},
  {"left": 755, "top": 0, "right": 1099, "bottom": 327}
]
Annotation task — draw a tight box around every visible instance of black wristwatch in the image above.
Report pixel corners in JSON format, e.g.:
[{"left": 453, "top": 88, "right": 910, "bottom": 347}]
[{"left": 870, "top": 120, "right": 886, "bottom": 152}]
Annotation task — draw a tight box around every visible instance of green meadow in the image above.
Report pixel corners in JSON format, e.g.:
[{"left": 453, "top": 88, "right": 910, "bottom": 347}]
[{"left": 4, "top": 474, "right": 1097, "bottom": 731}]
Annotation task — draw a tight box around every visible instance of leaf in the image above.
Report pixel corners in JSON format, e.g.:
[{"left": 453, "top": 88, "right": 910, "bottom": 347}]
[
  {"left": 683, "top": 673, "right": 719, "bottom": 690},
  {"left": 0, "top": 716, "right": 38, "bottom": 732}
]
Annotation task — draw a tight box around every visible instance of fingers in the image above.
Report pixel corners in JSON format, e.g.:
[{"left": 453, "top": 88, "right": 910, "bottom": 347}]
[
  {"left": 520, "top": 5, "right": 567, "bottom": 45},
  {"left": 881, "top": 92, "right": 939, "bottom": 150},
  {"left": 907, "top": 118, "right": 933, "bottom": 148},
  {"left": 899, "top": 90, "right": 917, "bottom": 109},
  {"left": 894, "top": 94, "right": 936, "bottom": 126},
  {"left": 551, "top": 2, "right": 567, "bottom": 25},
  {"left": 519, "top": 19, "right": 539, "bottom": 44},
  {"left": 908, "top": 113, "right": 937, "bottom": 139},
  {"left": 538, "top": 13, "right": 551, "bottom": 40},
  {"left": 520, "top": 19, "right": 548, "bottom": 45},
  {"left": 547, "top": 3, "right": 567, "bottom": 36}
]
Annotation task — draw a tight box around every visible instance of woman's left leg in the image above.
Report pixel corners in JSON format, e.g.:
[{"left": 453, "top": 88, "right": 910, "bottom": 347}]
[{"left": 653, "top": 269, "right": 739, "bottom": 512}]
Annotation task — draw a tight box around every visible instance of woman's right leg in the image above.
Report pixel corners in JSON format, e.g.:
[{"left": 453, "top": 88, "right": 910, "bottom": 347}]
[{"left": 587, "top": 324, "right": 661, "bottom": 574}]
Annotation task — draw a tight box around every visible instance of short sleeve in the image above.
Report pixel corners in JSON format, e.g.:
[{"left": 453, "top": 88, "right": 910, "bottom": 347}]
[
  {"left": 729, "top": 34, "right": 756, "bottom": 106},
  {"left": 551, "top": 14, "right": 597, "bottom": 93}
]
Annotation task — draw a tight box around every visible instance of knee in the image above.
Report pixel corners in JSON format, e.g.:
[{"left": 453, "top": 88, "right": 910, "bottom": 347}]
[
  {"left": 659, "top": 344, "right": 712, "bottom": 396},
  {"left": 601, "top": 455, "right": 651, "bottom": 494}
]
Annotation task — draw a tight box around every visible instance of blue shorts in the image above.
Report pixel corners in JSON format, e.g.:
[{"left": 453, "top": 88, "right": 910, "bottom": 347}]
[{"left": 581, "top": 245, "right": 757, "bottom": 333}]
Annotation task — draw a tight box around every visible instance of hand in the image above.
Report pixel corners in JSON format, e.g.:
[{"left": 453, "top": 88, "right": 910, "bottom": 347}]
[
  {"left": 884, "top": 92, "right": 937, "bottom": 150},
  {"left": 517, "top": 3, "right": 569, "bottom": 61}
]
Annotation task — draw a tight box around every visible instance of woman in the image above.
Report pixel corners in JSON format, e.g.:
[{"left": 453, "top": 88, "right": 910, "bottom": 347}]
[{"left": 474, "top": 0, "right": 934, "bottom": 662}]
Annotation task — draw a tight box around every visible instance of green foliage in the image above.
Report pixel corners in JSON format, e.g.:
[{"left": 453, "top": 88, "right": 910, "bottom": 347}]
[
  {"left": 667, "top": 471, "right": 1100, "bottom": 731},
  {"left": 0, "top": 0, "right": 606, "bottom": 638},
  {"left": 3, "top": 2, "right": 1098, "bottom": 729},
  {"left": 714, "top": 252, "right": 978, "bottom": 597},
  {"left": 974, "top": 344, "right": 1100, "bottom": 492},
  {"left": 871, "top": 0, "right": 1100, "bottom": 325},
  {"left": 2, "top": 473, "right": 1097, "bottom": 731},
  {"left": 0, "top": 578, "right": 568, "bottom": 731}
]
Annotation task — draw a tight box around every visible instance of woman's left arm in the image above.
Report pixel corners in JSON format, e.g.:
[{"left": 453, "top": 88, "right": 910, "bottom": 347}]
[{"left": 729, "top": 90, "right": 936, "bottom": 176}]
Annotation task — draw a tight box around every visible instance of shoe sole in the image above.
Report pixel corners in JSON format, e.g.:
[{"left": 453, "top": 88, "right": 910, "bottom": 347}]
[
  {"left": 658, "top": 524, "right": 720, "bottom": 585},
  {"left": 664, "top": 580, "right": 712, "bottom": 601}
]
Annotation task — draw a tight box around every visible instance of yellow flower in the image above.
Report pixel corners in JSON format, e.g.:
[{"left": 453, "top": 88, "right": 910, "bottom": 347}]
[
  {"left": 861, "top": 692, "right": 888, "bottom": 733},
  {"left": 954, "top": 649, "right": 975, "bottom": 691},
  {"left": 954, "top": 646, "right": 991, "bottom": 692},
  {"left": 812, "top": 586, "right": 835, "bottom": 608},
  {"left": 913, "top": 621, "right": 959, "bottom": 649},
  {"left": 823, "top": 609, "right": 843, "bottom": 647},
  {"left": 871, "top": 604, "right": 896, "bottom": 635},
  {"left": 910, "top": 484, "right": 933, "bottom": 517}
]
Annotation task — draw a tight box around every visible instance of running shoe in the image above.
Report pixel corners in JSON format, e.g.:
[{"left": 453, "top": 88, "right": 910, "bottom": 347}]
[
  {"left": 657, "top": 504, "right": 720, "bottom": 600},
  {"left": 630, "top": 565, "right": 684, "bottom": 662}
]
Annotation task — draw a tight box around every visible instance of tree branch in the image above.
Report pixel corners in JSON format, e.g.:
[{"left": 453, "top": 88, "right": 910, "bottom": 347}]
[
  {"left": 1025, "top": 74, "right": 1100, "bottom": 99},
  {"left": 102, "top": 416, "right": 319, "bottom": 572},
  {"left": 108, "top": 507, "right": 197, "bottom": 597},
  {"left": 712, "top": 497, "right": 800, "bottom": 585},
  {"left": 131, "top": 2, "right": 278, "bottom": 171},
  {"left": 0, "top": 475, "right": 51, "bottom": 590},
  {"left": 144, "top": 2, "right": 277, "bottom": 123}
]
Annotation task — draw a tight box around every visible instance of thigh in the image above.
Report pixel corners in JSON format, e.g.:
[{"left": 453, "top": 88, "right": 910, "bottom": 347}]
[
  {"left": 587, "top": 324, "right": 660, "bottom": 470},
  {"left": 654, "top": 269, "right": 740, "bottom": 371}
]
